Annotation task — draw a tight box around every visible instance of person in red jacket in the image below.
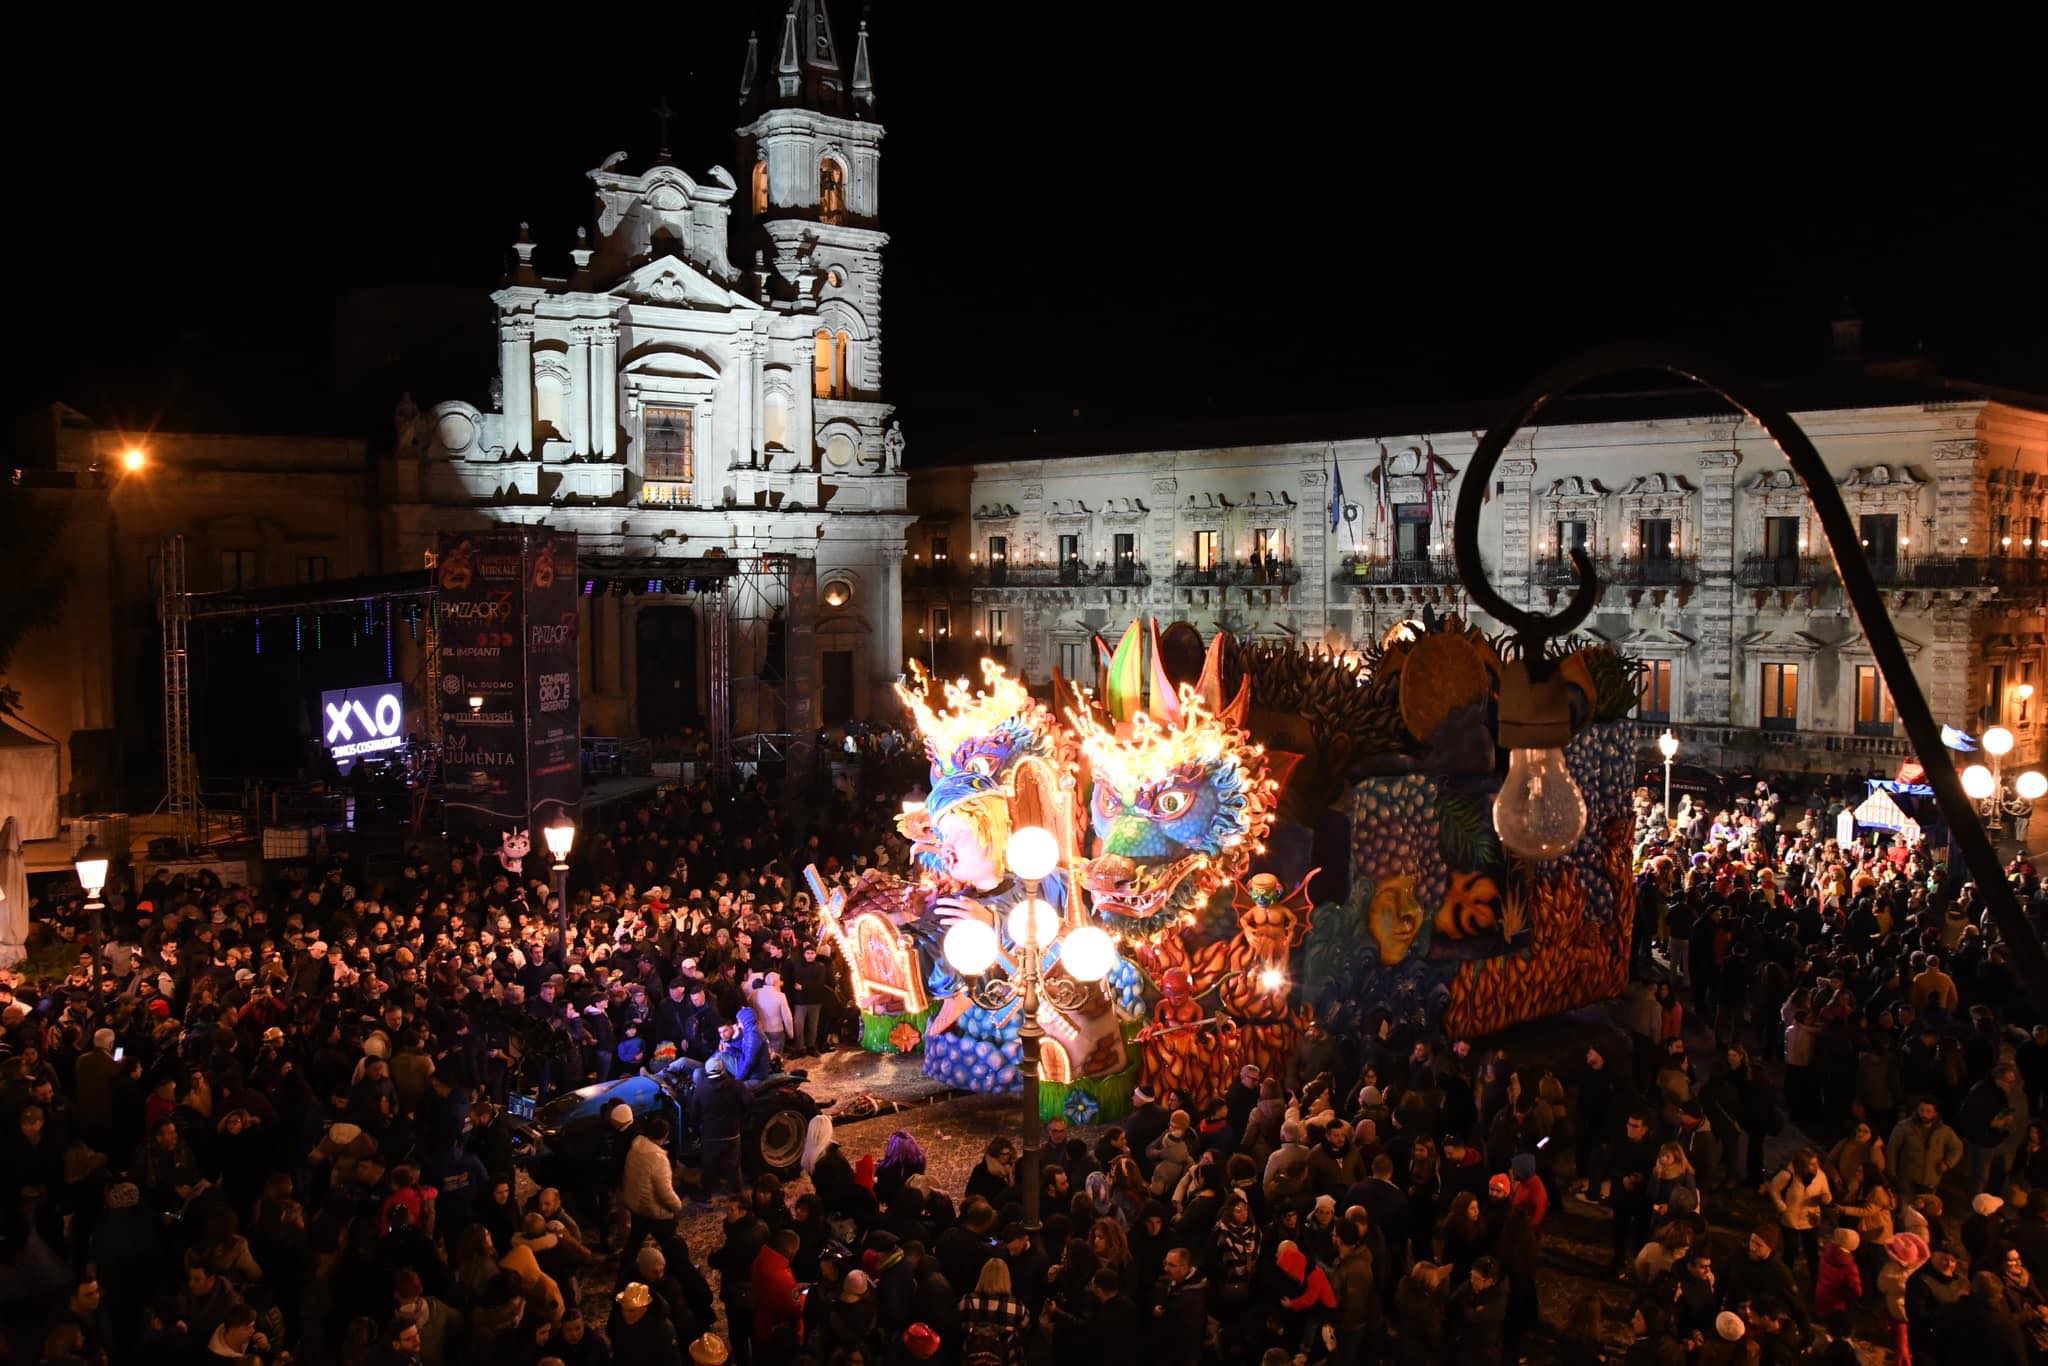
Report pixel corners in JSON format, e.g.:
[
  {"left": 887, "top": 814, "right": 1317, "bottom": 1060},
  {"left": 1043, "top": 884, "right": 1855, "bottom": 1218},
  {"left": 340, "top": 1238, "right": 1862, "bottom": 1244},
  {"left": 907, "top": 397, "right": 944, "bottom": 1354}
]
[
  {"left": 750, "top": 1228, "right": 805, "bottom": 1350},
  {"left": 1275, "top": 1237, "right": 1336, "bottom": 1350},
  {"left": 1812, "top": 1226, "right": 1863, "bottom": 1319},
  {"left": 1508, "top": 1156, "right": 1549, "bottom": 1234}
]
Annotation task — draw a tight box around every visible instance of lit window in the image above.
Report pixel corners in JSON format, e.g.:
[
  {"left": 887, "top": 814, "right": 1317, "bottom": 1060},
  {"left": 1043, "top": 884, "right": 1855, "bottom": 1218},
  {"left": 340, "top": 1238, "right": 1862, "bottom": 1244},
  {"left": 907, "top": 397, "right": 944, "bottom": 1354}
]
[
  {"left": 1760, "top": 662, "right": 1799, "bottom": 731},
  {"left": 814, "top": 329, "right": 834, "bottom": 398},
  {"left": 1252, "top": 527, "right": 1288, "bottom": 564},
  {"left": 1193, "top": 530, "right": 1221, "bottom": 572},
  {"left": 820, "top": 158, "right": 846, "bottom": 224},
  {"left": 1637, "top": 659, "right": 1673, "bottom": 722},
  {"left": 823, "top": 579, "right": 852, "bottom": 608},
  {"left": 1764, "top": 516, "right": 1801, "bottom": 560},
  {"left": 752, "top": 159, "right": 768, "bottom": 216},
  {"left": 643, "top": 406, "right": 693, "bottom": 506},
  {"left": 1394, "top": 504, "right": 1431, "bottom": 561},
  {"left": 835, "top": 330, "right": 851, "bottom": 398},
  {"left": 1855, "top": 664, "right": 1896, "bottom": 736},
  {"left": 985, "top": 609, "right": 1009, "bottom": 645},
  {"left": 1638, "top": 518, "right": 1673, "bottom": 561}
]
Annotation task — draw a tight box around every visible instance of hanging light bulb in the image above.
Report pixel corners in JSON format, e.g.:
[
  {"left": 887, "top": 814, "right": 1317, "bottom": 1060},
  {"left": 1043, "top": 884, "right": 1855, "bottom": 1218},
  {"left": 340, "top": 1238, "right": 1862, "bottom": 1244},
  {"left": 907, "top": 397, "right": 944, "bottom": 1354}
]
[{"left": 1493, "top": 659, "right": 1588, "bottom": 861}]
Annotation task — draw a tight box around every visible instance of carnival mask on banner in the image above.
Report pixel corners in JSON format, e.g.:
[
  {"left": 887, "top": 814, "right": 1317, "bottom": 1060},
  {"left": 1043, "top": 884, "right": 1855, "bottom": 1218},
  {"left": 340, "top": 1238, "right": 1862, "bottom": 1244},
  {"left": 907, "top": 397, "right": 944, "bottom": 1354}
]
[{"left": 499, "top": 829, "right": 530, "bottom": 876}]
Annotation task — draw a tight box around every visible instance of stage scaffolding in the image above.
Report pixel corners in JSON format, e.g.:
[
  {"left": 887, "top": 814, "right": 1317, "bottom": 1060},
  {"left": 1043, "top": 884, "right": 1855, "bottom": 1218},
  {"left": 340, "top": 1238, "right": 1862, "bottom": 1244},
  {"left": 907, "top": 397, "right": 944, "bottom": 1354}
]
[{"left": 157, "top": 542, "right": 812, "bottom": 832}]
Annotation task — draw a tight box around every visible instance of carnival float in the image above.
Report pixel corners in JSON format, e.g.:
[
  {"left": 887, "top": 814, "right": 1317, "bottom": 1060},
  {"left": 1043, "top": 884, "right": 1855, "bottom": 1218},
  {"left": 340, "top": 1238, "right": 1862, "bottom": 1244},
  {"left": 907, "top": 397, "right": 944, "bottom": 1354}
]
[{"left": 814, "top": 610, "right": 1644, "bottom": 1120}]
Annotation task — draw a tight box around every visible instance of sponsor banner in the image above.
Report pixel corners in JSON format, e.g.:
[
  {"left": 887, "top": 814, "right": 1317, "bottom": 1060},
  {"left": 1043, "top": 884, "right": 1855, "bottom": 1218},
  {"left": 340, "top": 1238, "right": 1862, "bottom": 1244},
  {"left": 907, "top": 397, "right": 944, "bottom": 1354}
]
[
  {"left": 437, "top": 530, "right": 533, "bottom": 838},
  {"left": 320, "top": 683, "right": 404, "bottom": 773},
  {"left": 523, "top": 530, "right": 581, "bottom": 832},
  {"left": 434, "top": 528, "right": 581, "bottom": 842}
]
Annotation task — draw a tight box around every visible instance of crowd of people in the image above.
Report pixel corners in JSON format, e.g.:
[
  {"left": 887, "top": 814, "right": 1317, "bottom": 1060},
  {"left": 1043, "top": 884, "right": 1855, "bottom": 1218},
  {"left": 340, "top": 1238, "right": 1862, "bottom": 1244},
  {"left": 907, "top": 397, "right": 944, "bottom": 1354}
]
[{"left": 10, "top": 739, "right": 2048, "bottom": 1366}]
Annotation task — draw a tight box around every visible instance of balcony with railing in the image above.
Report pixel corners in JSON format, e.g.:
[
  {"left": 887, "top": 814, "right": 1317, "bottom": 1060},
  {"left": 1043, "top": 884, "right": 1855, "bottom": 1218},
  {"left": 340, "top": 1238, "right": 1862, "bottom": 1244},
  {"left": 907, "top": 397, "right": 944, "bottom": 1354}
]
[
  {"left": 972, "top": 560, "right": 1152, "bottom": 590},
  {"left": 1603, "top": 554, "right": 1699, "bottom": 587},
  {"left": 1737, "top": 554, "right": 1837, "bottom": 588},
  {"left": 1627, "top": 717, "right": 1916, "bottom": 769},
  {"left": 1333, "top": 556, "right": 1460, "bottom": 586},
  {"left": 1174, "top": 559, "right": 1302, "bottom": 588}
]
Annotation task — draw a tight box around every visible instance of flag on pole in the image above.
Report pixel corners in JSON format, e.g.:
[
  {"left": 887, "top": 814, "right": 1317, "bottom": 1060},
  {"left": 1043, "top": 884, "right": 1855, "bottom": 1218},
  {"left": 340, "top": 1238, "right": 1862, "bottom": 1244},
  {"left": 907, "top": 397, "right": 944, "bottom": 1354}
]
[
  {"left": 1328, "top": 454, "right": 1345, "bottom": 534},
  {"left": 1376, "top": 444, "right": 1389, "bottom": 525},
  {"left": 1423, "top": 440, "right": 1440, "bottom": 523}
]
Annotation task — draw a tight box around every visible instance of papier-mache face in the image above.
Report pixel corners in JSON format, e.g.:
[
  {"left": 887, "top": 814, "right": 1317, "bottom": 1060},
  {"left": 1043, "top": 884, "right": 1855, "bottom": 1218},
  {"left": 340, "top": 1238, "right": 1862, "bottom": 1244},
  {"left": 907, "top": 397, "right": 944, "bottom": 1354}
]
[
  {"left": 1076, "top": 682, "right": 1272, "bottom": 940},
  {"left": 895, "top": 659, "right": 1066, "bottom": 881}
]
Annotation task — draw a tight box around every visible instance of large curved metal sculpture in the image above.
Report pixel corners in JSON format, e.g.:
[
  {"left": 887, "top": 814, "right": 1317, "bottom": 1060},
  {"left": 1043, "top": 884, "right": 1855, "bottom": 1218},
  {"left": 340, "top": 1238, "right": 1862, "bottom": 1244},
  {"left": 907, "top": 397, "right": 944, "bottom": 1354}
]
[{"left": 1452, "top": 343, "right": 2048, "bottom": 1000}]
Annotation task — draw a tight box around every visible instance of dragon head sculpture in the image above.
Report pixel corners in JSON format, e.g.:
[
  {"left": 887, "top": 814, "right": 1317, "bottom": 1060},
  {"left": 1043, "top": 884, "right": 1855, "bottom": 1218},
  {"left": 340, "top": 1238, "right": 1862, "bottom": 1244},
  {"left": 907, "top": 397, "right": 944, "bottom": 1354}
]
[
  {"left": 1072, "top": 621, "right": 1275, "bottom": 940},
  {"left": 895, "top": 659, "right": 1074, "bottom": 884}
]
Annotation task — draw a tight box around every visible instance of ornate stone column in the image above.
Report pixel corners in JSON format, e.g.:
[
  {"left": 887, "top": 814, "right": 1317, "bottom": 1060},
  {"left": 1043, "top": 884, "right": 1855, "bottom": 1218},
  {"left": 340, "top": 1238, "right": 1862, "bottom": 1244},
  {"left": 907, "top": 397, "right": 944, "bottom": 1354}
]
[
  {"left": 732, "top": 333, "right": 758, "bottom": 468},
  {"left": 594, "top": 322, "right": 619, "bottom": 459},
  {"left": 1694, "top": 448, "right": 1743, "bottom": 727},
  {"left": 878, "top": 543, "right": 906, "bottom": 688},
  {"left": 499, "top": 315, "right": 533, "bottom": 457},
  {"left": 1496, "top": 456, "right": 1537, "bottom": 612},
  {"left": 565, "top": 326, "right": 591, "bottom": 458}
]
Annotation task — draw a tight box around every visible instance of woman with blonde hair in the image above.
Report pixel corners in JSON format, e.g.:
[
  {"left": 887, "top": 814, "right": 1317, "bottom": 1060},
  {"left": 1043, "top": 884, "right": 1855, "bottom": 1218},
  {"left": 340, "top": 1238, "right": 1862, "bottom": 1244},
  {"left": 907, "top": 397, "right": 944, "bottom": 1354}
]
[
  {"left": 1651, "top": 1141, "right": 1699, "bottom": 1221},
  {"left": 957, "top": 1258, "right": 1033, "bottom": 1366}
]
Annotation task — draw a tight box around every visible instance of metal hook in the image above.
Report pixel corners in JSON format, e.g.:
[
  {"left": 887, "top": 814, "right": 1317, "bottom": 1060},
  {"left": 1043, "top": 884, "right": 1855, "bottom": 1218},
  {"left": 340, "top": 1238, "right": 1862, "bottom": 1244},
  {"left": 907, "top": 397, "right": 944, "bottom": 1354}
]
[{"left": 1454, "top": 340, "right": 2048, "bottom": 1001}]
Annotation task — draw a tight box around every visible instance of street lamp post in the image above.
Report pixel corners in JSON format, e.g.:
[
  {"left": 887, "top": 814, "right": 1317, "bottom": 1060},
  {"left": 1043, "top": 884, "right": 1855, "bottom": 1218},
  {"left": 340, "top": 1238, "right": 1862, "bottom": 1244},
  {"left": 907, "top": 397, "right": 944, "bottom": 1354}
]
[
  {"left": 543, "top": 816, "right": 577, "bottom": 952},
  {"left": 940, "top": 826, "right": 1116, "bottom": 1232},
  {"left": 73, "top": 839, "right": 110, "bottom": 1003},
  {"left": 1961, "top": 725, "right": 2046, "bottom": 841},
  {"left": 1658, "top": 730, "right": 1679, "bottom": 821}
]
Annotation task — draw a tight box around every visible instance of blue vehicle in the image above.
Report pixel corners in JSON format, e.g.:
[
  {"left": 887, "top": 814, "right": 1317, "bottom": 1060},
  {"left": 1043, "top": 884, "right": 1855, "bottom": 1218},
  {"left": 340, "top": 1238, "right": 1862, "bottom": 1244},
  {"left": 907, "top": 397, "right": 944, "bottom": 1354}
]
[{"left": 505, "top": 1064, "right": 819, "bottom": 1182}]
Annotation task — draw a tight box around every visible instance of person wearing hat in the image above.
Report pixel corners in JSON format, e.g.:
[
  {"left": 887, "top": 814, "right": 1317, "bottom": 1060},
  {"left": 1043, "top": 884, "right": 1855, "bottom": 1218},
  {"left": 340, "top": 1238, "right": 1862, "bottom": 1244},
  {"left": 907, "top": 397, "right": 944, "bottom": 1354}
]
[
  {"left": 896, "top": 1322, "right": 943, "bottom": 1363},
  {"left": 610, "top": 1283, "right": 679, "bottom": 1366},
  {"left": 686, "top": 1334, "right": 729, "bottom": 1366},
  {"left": 817, "top": 1265, "right": 878, "bottom": 1359}
]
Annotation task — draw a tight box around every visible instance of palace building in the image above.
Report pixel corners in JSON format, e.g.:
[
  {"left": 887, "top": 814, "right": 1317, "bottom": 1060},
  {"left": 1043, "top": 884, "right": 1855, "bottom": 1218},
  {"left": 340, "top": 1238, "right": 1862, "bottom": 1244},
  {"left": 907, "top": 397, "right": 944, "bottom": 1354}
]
[{"left": 910, "top": 366, "right": 2048, "bottom": 776}]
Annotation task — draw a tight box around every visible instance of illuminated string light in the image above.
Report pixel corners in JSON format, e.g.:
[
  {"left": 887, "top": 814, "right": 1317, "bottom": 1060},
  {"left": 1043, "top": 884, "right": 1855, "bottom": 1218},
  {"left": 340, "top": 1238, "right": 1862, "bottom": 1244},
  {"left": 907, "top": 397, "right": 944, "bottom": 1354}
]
[
  {"left": 295, "top": 615, "right": 304, "bottom": 651},
  {"left": 254, "top": 615, "right": 263, "bottom": 656},
  {"left": 385, "top": 601, "right": 395, "bottom": 679}
]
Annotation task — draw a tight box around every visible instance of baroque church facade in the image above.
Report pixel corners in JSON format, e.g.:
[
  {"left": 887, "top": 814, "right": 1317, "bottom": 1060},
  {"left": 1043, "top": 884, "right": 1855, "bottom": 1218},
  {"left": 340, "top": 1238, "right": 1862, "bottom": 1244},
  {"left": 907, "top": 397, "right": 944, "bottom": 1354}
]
[{"left": 386, "top": 0, "right": 910, "bottom": 738}]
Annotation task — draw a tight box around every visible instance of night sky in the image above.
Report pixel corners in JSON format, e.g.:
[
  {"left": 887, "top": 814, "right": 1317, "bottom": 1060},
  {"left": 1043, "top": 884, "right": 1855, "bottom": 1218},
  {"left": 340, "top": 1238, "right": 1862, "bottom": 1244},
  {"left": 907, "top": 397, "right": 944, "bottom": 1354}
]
[{"left": 8, "top": 10, "right": 2044, "bottom": 462}]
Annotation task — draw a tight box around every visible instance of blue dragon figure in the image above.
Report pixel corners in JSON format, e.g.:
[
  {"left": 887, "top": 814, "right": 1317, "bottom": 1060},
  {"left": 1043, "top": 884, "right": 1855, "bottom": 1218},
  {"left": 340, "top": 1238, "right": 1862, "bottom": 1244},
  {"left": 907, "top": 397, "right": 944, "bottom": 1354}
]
[{"left": 891, "top": 661, "right": 1145, "bottom": 1097}]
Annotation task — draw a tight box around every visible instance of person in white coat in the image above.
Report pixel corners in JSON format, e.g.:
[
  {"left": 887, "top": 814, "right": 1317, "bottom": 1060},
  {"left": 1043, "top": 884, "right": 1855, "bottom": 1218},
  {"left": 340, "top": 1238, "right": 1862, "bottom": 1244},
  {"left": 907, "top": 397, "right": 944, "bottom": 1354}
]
[{"left": 622, "top": 1117, "right": 684, "bottom": 1251}]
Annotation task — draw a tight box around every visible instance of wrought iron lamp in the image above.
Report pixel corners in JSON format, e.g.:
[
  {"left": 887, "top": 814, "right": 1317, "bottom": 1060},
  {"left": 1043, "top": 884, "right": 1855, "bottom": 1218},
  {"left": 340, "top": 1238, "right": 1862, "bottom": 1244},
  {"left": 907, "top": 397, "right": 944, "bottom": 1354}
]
[
  {"left": 1452, "top": 344, "right": 2048, "bottom": 996},
  {"left": 1659, "top": 730, "right": 1680, "bottom": 819},
  {"left": 73, "top": 838, "right": 110, "bottom": 999},
  {"left": 1960, "top": 725, "right": 2046, "bottom": 835},
  {"left": 542, "top": 815, "right": 577, "bottom": 949},
  {"left": 940, "top": 825, "right": 1114, "bottom": 1232}
]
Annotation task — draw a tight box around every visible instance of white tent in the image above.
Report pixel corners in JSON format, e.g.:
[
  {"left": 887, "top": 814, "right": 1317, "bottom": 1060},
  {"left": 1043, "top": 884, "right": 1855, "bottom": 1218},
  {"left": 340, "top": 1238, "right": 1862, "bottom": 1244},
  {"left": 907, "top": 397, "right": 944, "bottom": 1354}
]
[
  {"left": 0, "top": 717, "right": 58, "bottom": 842},
  {"left": 1854, "top": 787, "right": 1910, "bottom": 831}
]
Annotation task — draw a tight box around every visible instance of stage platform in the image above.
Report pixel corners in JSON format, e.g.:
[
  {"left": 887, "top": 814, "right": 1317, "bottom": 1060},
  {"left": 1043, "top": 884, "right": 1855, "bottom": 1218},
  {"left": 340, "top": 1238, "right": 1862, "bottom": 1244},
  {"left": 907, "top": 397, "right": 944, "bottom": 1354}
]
[{"left": 21, "top": 773, "right": 672, "bottom": 888}]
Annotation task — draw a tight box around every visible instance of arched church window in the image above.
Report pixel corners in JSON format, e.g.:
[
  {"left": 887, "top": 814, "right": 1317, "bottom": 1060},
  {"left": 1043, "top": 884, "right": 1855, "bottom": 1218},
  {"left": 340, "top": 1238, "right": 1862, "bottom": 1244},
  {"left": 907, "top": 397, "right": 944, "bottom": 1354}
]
[
  {"left": 819, "top": 157, "right": 846, "bottom": 224},
  {"left": 752, "top": 159, "right": 769, "bottom": 216},
  {"left": 534, "top": 374, "right": 565, "bottom": 436},
  {"left": 814, "top": 329, "right": 834, "bottom": 399},
  {"left": 763, "top": 391, "right": 790, "bottom": 452}
]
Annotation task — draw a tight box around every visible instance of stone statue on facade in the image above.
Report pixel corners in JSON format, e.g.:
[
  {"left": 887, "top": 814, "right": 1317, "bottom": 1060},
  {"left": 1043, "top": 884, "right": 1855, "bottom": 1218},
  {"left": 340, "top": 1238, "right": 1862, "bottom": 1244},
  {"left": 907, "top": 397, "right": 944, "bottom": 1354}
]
[{"left": 884, "top": 420, "right": 906, "bottom": 472}]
